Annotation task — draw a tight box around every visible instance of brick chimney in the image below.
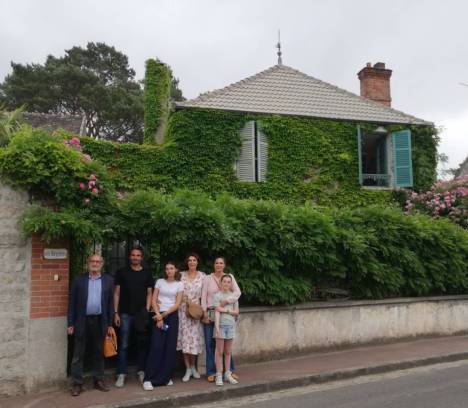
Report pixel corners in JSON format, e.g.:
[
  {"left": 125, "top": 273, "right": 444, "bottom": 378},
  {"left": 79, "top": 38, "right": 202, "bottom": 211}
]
[{"left": 357, "top": 62, "right": 392, "bottom": 107}]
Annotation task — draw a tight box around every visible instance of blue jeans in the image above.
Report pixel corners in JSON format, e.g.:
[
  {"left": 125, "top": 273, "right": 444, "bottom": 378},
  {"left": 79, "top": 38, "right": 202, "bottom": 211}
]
[
  {"left": 203, "top": 321, "right": 235, "bottom": 376},
  {"left": 117, "top": 313, "right": 148, "bottom": 375}
]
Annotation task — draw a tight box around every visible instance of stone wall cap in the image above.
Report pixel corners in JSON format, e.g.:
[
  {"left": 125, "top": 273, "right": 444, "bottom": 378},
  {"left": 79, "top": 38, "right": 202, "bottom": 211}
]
[{"left": 240, "top": 295, "right": 468, "bottom": 314}]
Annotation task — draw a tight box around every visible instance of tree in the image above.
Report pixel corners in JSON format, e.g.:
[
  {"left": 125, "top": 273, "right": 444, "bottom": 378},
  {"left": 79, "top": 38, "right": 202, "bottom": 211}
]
[
  {"left": 0, "top": 43, "right": 144, "bottom": 142},
  {"left": 0, "top": 105, "right": 23, "bottom": 147},
  {"left": 170, "top": 77, "right": 185, "bottom": 102}
]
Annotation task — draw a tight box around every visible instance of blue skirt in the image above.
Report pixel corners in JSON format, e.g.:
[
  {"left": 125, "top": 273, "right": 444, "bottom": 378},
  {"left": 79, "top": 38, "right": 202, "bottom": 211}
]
[{"left": 144, "top": 312, "right": 179, "bottom": 386}]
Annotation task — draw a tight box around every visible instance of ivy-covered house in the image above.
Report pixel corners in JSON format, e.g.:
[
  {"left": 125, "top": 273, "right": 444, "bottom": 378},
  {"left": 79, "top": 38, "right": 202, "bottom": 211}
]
[
  {"left": 80, "top": 59, "right": 437, "bottom": 207},
  {"left": 169, "top": 60, "right": 436, "bottom": 205}
]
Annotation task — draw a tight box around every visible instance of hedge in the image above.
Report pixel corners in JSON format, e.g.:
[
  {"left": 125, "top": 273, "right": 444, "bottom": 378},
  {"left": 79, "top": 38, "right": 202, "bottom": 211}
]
[{"left": 20, "top": 189, "right": 468, "bottom": 305}]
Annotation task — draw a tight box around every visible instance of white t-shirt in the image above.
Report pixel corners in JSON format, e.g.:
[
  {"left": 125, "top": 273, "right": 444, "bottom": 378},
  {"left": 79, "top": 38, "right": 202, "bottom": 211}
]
[{"left": 155, "top": 279, "right": 184, "bottom": 312}]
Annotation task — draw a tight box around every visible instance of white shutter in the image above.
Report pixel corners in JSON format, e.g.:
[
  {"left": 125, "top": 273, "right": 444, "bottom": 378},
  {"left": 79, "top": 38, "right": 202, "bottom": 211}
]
[
  {"left": 236, "top": 121, "right": 255, "bottom": 182},
  {"left": 257, "top": 128, "right": 268, "bottom": 182}
]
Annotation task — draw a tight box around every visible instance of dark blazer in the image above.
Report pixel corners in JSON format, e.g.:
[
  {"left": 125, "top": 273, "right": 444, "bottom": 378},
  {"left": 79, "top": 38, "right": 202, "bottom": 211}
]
[{"left": 67, "top": 273, "right": 114, "bottom": 337}]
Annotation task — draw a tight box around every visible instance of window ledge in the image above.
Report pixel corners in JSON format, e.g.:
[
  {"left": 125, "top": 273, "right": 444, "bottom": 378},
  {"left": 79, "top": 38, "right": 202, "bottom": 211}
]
[{"left": 361, "top": 186, "right": 393, "bottom": 191}]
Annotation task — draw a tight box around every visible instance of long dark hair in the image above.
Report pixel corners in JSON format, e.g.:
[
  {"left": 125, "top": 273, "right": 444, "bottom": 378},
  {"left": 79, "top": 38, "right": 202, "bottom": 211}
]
[{"left": 164, "top": 261, "right": 181, "bottom": 281}]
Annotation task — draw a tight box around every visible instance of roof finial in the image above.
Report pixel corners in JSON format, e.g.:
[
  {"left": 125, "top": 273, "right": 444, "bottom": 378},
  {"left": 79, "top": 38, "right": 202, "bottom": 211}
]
[{"left": 276, "top": 30, "right": 283, "bottom": 65}]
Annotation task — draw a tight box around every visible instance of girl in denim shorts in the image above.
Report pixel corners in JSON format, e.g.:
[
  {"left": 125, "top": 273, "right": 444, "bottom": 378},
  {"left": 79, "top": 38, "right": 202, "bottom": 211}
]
[{"left": 213, "top": 275, "right": 239, "bottom": 386}]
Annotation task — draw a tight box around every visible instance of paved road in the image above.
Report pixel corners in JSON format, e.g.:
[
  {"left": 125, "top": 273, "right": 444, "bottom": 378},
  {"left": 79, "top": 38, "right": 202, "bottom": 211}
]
[{"left": 190, "top": 360, "right": 468, "bottom": 408}]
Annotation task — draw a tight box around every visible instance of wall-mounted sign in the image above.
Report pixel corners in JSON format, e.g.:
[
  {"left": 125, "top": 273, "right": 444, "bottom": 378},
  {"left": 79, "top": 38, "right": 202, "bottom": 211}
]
[{"left": 43, "top": 248, "right": 68, "bottom": 260}]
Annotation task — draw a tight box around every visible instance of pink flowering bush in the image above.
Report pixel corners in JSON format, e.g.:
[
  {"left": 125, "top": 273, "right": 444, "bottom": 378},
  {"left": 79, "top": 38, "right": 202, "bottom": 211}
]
[
  {"left": 80, "top": 173, "right": 102, "bottom": 204},
  {"left": 64, "top": 137, "right": 82, "bottom": 152},
  {"left": 0, "top": 127, "right": 113, "bottom": 207},
  {"left": 405, "top": 177, "right": 468, "bottom": 228},
  {"left": 62, "top": 137, "right": 107, "bottom": 205},
  {"left": 64, "top": 137, "right": 92, "bottom": 162}
]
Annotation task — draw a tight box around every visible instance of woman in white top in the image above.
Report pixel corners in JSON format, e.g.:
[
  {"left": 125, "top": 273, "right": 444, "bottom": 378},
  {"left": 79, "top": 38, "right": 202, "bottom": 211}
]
[{"left": 143, "top": 262, "right": 183, "bottom": 390}]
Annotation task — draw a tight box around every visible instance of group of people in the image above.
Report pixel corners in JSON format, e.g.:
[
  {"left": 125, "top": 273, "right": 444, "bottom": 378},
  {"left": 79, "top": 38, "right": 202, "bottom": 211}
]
[{"left": 67, "top": 247, "right": 241, "bottom": 397}]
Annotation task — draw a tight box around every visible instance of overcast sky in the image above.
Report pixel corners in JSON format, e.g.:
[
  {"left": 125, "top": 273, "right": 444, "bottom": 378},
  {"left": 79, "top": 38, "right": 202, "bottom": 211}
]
[{"left": 1, "top": 0, "right": 467, "bottom": 172}]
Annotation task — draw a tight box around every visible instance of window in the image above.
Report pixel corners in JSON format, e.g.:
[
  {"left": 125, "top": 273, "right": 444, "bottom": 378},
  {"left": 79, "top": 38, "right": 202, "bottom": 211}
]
[
  {"left": 357, "top": 126, "right": 413, "bottom": 189},
  {"left": 236, "top": 121, "right": 268, "bottom": 182}
]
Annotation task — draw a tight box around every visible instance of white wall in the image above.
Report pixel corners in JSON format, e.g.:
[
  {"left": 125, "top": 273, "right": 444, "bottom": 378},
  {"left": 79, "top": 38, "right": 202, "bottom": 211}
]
[{"left": 234, "top": 297, "right": 468, "bottom": 361}]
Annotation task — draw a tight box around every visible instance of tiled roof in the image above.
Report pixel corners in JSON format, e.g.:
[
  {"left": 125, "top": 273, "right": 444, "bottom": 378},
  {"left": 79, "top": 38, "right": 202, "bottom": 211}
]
[
  {"left": 23, "top": 112, "right": 85, "bottom": 134},
  {"left": 176, "top": 64, "right": 431, "bottom": 125}
]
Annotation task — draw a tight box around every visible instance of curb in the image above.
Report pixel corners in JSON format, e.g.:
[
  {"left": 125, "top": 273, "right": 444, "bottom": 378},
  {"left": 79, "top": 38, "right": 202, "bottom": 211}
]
[{"left": 100, "top": 352, "right": 468, "bottom": 408}]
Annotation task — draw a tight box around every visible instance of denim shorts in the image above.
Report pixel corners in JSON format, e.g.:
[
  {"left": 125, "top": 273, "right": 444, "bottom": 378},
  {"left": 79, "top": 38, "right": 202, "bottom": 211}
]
[{"left": 214, "top": 324, "right": 235, "bottom": 340}]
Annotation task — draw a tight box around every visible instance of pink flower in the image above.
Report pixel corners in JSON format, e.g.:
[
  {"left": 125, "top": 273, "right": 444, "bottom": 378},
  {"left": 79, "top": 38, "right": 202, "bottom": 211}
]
[
  {"left": 91, "top": 188, "right": 99, "bottom": 195},
  {"left": 84, "top": 198, "right": 90, "bottom": 204},
  {"left": 82, "top": 154, "right": 92, "bottom": 162},
  {"left": 70, "top": 137, "right": 80, "bottom": 145},
  {"left": 89, "top": 174, "right": 97, "bottom": 181},
  {"left": 79, "top": 182, "right": 85, "bottom": 190},
  {"left": 88, "top": 180, "right": 96, "bottom": 188}
]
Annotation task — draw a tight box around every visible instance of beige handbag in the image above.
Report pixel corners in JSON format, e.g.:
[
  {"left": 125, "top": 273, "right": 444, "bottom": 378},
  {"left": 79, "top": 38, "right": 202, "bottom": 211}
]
[{"left": 186, "top": 300, "right": 204, "bottom": 320}]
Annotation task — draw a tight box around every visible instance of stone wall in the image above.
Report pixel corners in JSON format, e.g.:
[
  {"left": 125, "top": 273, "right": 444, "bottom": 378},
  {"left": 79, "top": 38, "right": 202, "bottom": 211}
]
[
  {"left": 0, "top": 183, "right": 31, "bottom": 396},
  {"left": 0, "top": 183, "right": 69, "bottom": 397},
  {"left": 234, "top": 296, "right": 468, "bottom": 361},
  {"left": 22, "top": 112, "right": 84, "bottom": 135}
]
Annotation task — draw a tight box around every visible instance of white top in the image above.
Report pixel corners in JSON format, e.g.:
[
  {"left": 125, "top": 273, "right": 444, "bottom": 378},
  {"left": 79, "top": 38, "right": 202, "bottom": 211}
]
[{"left": 155, "top": 279, "right": 184, "bottom": 312}]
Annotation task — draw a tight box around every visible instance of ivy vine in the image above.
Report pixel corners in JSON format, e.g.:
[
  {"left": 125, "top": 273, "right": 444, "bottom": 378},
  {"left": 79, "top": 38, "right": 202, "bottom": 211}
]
[
  {"left": 83, "top": 108, "right": 438, "bottom": 207},
  {"left": 143, "top": 59, "right": 172, "bottom": 144}
]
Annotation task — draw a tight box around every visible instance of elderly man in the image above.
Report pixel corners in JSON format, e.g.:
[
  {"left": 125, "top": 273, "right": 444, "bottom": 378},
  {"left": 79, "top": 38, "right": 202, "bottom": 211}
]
[{"left": 67, "top": 254, "right": 114, "bottom": 396}]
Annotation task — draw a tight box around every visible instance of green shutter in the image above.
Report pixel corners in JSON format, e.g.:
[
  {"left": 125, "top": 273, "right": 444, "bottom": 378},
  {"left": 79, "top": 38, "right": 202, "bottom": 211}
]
[
  {"left": 357, "top": 126, "right": 363, "bottom": 185},
  {"left": 392, "top": 130, "right": 413, "bottom": 188}
]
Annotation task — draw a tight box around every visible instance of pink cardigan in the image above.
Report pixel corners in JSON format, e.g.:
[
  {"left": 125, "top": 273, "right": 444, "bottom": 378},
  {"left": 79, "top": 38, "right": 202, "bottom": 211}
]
[{"left": 201, "top": 273, "right": 241, "bottom": 310}]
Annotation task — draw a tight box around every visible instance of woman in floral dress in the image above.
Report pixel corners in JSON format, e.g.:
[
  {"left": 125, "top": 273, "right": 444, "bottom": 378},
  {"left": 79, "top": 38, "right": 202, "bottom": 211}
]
[{"left": 177, "top": 253, "right": 206, "bottom": 382}]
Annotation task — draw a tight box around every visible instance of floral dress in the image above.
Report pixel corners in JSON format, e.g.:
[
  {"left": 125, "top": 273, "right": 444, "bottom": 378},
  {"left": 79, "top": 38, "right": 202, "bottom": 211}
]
[{"left": 177, "top": 271, "right": 205, "bottom": 355}]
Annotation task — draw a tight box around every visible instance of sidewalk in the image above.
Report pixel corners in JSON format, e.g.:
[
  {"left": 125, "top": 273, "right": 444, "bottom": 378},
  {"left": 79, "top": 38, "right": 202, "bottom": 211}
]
[{"left": 2, "top": 335, "right": 468, "bottom": 408}]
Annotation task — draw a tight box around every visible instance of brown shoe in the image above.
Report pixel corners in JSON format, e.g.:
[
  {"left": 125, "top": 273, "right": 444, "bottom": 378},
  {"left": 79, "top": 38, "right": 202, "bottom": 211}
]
[
  {"left": 207, "top": 375, "right": 215, "bottom": 382},
  {"left": 71, "top": 384, "right": 82, "bottom": 397},
  {"left": 94, "top": 380, "right": 110, "bottom": 392}
]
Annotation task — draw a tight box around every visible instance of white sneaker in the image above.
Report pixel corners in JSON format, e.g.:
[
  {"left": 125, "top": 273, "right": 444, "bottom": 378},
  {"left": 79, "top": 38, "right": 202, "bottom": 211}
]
[
  {"left": 224, "top": 371, "right": 238, "bottom": 385},
  {"left": 191, "top": 366, "right": 201, "bottom": 379},
  {"left": 142, "top": 381, "right": 154, "bottom": 391},
  {"left": 215, "top": 374, "right": 223, "bottom": 386},
  {"left": 182, "top": 368, "right": 192, "bottom": 382},
  {"left": 115, "top": 374, "right": 126, "bottom": 388},
  {"left": 167, "top": 379, "right": 173, "bottom": 386},
  {"left": 137, "top": 371, "right": 145, "bottom": 384}
]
